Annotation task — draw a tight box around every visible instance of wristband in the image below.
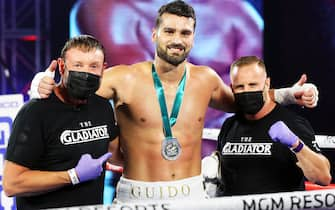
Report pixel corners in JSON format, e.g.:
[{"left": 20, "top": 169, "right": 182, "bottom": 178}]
[
  {"left": 68, "top": 168, "right": 80, "bottom": 185},
  {"left": 274, "top": 87, "right": 297, "bottom": 105},
  {"left": 292, "top": 141, "right": 304, "bottom": 153}
]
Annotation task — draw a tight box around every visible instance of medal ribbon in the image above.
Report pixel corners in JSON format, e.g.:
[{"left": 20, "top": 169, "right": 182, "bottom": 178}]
[{"left": 152, "top": 64, "right": 186, "bottom": 138}]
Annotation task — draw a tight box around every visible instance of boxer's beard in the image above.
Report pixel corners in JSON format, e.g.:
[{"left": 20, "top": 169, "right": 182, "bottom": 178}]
[{"left": 156, "top": 44, "right": 190, "bottom": 66}]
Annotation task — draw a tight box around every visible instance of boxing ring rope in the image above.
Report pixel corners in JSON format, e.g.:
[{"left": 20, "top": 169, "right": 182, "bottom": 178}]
[{"left": 50, "top": 188, "right": 335, "bottom": 209}]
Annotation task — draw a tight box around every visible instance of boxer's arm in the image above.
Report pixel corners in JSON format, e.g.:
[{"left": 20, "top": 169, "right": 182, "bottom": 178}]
[
  {"left": 271, "top": 74, "right": 319, "bottom": 108},
  {"left": 268, "top": 121, "right": 331, "bottom": 186},
  {"left": 30, "top": 62, "right": 120, "bottom": 100},
  {"left": 210, "top": 71, "right": 318, "bottom": 112},
  {"left": 209, "top": 69, "right": 236, "bottom": 112},
  {"left": 96, "top": 66, "right": 117, "bottom": 99},
  {"left": 96, "top": 64, "right": 134, "bottom": 100}
]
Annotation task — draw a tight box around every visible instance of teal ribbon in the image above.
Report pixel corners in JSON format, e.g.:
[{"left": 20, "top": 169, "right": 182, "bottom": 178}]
[{"left": 152, "top": 64, "right": 186, "bottom": 138}]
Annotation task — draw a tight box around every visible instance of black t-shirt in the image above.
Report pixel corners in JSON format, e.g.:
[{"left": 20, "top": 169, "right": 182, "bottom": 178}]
[
  {"left": 217, "top": 104, "right": 319, "bottom": 196},
  {"left": 5, "top": 93, "right": 119, "bottom": 210}
]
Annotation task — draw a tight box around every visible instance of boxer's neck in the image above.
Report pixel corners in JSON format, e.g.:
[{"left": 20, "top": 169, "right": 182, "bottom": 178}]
[{"left": 153, "top": 59, "right": 186, "bottom": 83}]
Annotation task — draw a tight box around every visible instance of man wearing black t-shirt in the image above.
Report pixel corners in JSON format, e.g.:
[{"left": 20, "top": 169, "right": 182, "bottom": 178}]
[
  {"left": 2, "top": 35, "right": 119, "bottom": 209},
  {"left": 212, "top": 56, "right": 331, "bottom": 196}
]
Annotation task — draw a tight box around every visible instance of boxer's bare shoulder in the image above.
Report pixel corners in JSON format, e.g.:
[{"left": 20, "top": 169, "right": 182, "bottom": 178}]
[
  {"left": 97, "top": 62, "right": 149, "bottom": 103},
  {"left": 187, "top": 63, "right": 235, "bottom": 112},
  {"left": 188, "top": 63, "right": 221, "bottom": 83}
]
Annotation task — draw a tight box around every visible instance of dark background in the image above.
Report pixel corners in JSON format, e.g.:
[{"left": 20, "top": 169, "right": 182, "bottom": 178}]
[
  {"left": 263, "top": 0, "right": 335, "bottom": 181},
  {"left": 264, "top": 0, "right": 335, "bottom": 135}
]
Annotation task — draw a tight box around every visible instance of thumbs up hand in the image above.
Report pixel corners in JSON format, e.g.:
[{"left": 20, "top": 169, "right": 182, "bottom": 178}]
[
  {"left": 274, "top": 74, "right": 319, "bottom": 108},
  {"left": 29, "top": 60, "right": 57, "bottom": 99},
  {"left": 292, "top": 74, "right": 318, "bottom": 108}
]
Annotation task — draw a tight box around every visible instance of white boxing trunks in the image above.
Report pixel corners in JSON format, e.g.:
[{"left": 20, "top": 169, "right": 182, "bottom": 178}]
[{"left": 114, "top": 175, "right": 207, "bottom": 203}]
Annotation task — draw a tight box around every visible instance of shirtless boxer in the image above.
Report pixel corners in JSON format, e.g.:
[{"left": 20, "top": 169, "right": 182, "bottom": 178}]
[
  {"left": 71, "top": 0, "right": 264, "bottom": 128},
  {"left": 30, "top": 0, "right": 318, "bottom": 202}
]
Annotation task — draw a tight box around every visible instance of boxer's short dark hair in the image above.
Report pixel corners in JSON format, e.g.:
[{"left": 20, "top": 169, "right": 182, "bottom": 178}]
[{"left": 155, "top": 0, "right": 196, "bottom": 30}]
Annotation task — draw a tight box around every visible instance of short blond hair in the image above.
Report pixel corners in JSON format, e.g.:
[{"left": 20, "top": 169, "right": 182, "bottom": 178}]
[{"left": 230, "top": 56, "right": 266, "bottom": 76}]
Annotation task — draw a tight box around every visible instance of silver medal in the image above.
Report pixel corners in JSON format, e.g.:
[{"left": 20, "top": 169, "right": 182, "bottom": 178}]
[{"left": 161, "top": 137, "right": 181, "bottom": 160}]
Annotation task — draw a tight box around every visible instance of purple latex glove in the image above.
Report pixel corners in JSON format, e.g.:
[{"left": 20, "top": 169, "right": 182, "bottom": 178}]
[
  {"left": 268, "top": 121, "right": 298, "bottom": 147},
  {"left": 75, "top": 152, "right": 112, "bottom": 183}
]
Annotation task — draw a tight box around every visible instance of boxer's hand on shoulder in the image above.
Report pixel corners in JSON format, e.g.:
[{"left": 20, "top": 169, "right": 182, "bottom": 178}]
[
  {"left": 292, "top": 74, "right": 318, "bottom": 108},
  {"left": 268, "top": 121, "right": 299, "bottom": 147},
  {"left": 73, "top": 152, "right": 112, "bottom": 184},
  {"left": 274, "top": 74, "right": 319, "bottom": 108},
  {"left": 29, "top": 60, "right": 57, "bottom": 99}
]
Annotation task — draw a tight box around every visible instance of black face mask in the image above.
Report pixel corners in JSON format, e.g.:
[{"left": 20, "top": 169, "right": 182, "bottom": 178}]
[
  {"left": 66, "top": 70, "right": 100, "bottom": 100},
  {"left": 234, "top": 90, "right": 265, "bottom": 115}
]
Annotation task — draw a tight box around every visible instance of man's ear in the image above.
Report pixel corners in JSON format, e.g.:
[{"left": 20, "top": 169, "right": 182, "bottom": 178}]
[
  {"left": 265, "top": 77, "right": 271, "bottom": 90},
  {"left": 230, "top": 84, "right": 234, "bottom": 93},
  {"left": 57, "top": 58, "right": 65, "bottom": 75},
  {"left": 151, "top": 28, "right": 157, "bottom": 43},
  {"left": 103, "top": 62, "right": 108, "bottom": 70}
]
